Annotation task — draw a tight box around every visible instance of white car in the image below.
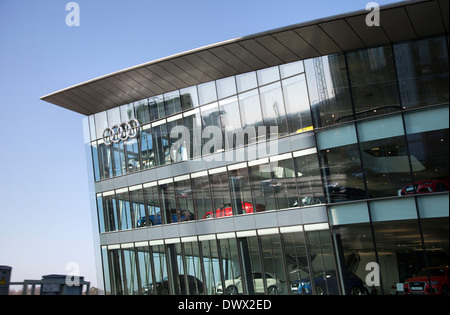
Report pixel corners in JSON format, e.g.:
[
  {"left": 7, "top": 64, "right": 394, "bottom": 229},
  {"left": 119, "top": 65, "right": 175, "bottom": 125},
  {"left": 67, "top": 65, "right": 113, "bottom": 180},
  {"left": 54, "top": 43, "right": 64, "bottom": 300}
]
[{"left": 215, "top": 272, "right": 281, "bottom": 295}]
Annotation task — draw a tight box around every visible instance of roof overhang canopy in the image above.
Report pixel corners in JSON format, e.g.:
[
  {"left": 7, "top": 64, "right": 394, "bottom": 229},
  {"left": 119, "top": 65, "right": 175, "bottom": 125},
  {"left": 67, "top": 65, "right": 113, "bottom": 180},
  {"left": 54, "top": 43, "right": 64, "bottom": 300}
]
[{"left": 41, "top": 0, "right": 449, "bottom": 116}]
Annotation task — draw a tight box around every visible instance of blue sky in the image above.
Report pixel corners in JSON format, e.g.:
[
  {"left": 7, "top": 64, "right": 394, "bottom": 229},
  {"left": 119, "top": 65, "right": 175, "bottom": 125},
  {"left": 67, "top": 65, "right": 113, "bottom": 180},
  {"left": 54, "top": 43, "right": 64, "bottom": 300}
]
[{"left": 0, "top": 0, "right": 401, "bottom": 289}]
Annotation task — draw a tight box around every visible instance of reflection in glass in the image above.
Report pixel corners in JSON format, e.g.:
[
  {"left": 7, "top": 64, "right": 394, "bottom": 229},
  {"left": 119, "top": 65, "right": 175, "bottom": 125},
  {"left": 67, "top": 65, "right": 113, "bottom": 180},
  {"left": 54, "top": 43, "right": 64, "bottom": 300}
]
[
  {"left": 306, "top": 228, "right": 338, "bottom": 295},
  {"left": 130, "top": 189, "right": 146, "bottom": 229},
  {"left": 140, "top": 185, "right": 160, "bottom": 227},
  {"left": 238, "top": 89, "right": 264, "bottom": 144},
  {"left": 282, "top": 231, "right": 311, "bottom": 295},
  {"left": 305, "top": 54, "right": 353, "bottom": 127},
  {"left": 271, "top": 157, "right": 299, "bottom": 209},
  {"left": 294, "top": 152, "right": 324, "bottom": 206},
  {"left": 347, "top": 46, "right": 400, "bottom": 117},
  {"left": 404, "top": 106, "right": 449, "bottom": 195},
  {"left": 174, "top": 179, "right": 195, "bottom": 222},
  {"left": 192, "top": 175, "right": 213, "bottom": 220},
  {"left": 152, "top": 121, "right": 171, "bottom": 166},
  {"left": 216, "top": 76, "right": 237, "bottom": 99},
  {"left": 201, "top": 239, "right": 222, "bottom": 295},
  {"left": 134, "top": 99, "right": 151, "bottom": 125},
  {"left": 218, "top": 238, "right": 242, "bottom": 295},
  {"left": 164, "top": 91, "right": 182, "bottom": 116},
  {"left": 357, "top": 115, "right": 412, "bottom": 198},
  {"left": 260, "top": 234, "right": 288, "bottom": 294},
  {"left": 259, "top": 82, "right": 288, "bottom": 137},
  {"left": 122, "top": 247, "right": 139, "bottom": 295},
  {"left": 394, "top": 36, "right": 449, "bottom": 110},
  {"left": 198, "top": 81, "right": 217, "bottom": 105},
  {"left": 282, "top": 74, "right": 313, "bottom": 133},
  {"left": 136, "top": 244, "right": 153, "bottom": 295},
  {"left": 236, "top": 71, "right": 257, "bottom": 93},
  {"left": 180, "top": 86, "right": 199, "bottom": 111}
]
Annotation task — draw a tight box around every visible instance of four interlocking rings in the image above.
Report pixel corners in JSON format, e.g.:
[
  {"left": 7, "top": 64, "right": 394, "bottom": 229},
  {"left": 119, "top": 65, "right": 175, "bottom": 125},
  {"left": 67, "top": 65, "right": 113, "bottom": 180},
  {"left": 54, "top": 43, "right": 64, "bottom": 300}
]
[{"left": 103, "top": 119, "right": 141, "bottom": 146}]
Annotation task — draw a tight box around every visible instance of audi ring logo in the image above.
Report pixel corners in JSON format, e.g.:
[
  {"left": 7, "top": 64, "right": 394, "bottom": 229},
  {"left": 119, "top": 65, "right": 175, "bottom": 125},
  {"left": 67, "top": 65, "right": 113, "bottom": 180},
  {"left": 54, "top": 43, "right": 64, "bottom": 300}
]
[{"left": 103, "top": 119, "right": 141, "bottom": 146}]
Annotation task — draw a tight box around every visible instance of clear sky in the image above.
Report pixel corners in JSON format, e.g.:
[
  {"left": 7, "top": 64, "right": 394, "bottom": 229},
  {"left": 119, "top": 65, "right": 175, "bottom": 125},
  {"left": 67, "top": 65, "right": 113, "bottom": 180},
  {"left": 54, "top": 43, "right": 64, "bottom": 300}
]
[{"left": 0, "top": 0, "right": 402, "bottom": 289}]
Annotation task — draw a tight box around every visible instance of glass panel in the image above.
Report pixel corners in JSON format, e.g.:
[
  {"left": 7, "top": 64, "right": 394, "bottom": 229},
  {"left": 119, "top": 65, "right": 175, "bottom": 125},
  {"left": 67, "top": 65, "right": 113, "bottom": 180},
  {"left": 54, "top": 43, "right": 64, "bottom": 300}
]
[
  {"left": 101, "top": 247, "right": 112, "bottom": 294},
  {"left": 97, "top": 195, "right": 105, "bottom": 233},
  {"left": 125, "top": 137, "right": 140, "bottom": 173},
  {"left": 120, "top": 103, "right": 135, "bottom": 121},
  {"left": 420, "top": 217, "right": 449, "bottom": 279},
  {"left": 159, "top": 182, "right": 176, "bottom": 225},
  {"left": 249, "top": 162, "right": 275, "bottom": 211},
  {"left": 183, "top": 109, "right": 202, "bottom": 159},
  {"left": 271, "top": 157, "right": 299, "bottom": 209},
  {"left": 209, "top": 171, "right": 232, "bottom": 215},
  {"left": 164, "top": 91, "right": 182, "bottom": 116},
  {"left": 218, "top": 237, "right": 242, "bottom": 295},
  {"left": 317, "top": 125, "right": 366, "bottom": 203},
  {"left": 140, "top": 126, "right": 155, "bottom": 169},
  {"left": 238, "top": 89, "right": 264, "bottom": 144},
  {"left": 151, "top": 244, "right": 169, "bottom": 294},
  {"left": 200, "top": 102, "right": 223, "bottom": 154},
  {"left": 167, "top": 115, "right": 185, "bottom": 163},
  {"left": 241, "top": 236, "right": 263, "bottom": 294},
  {"left": 192, "top": 175, "right": 213, "bottom": 220},
  {"left": 282, "top": 231, "right": 311, "bottom": 295},
  {"left": 122, "top": 247, "right": 139, "bottom": 295},
  {"left": 174, "top": 179, "right": 195, "bottom": 222},
  {"left": 107, "top": 107, "right": 121, "bottom": 127},
  {"left": 228, "top": 165, "right": 253, "bottom": 217},
  {"left": 216, "top": 76, "right": 237, "bottom": 99},
  {"left": 107, "top": 248, "right": 124, "bottom": 295},
  {"left": 198, "top": 81, "right": 217, "bottom": 105},
  {"left": 149, "top": 95, "right": 165, "bottom": 121},
  {"left": 370, "top": 218, "right": 424, "bottom": 295},
  {"left": 357, "top": 115, "right": 412, "bottom": 198},
  {"left": 103, "top": 194, "right": 118, "bottom": 232},
  {"left": 305, "top": 53, "right": 353, "bottom": 127},
  {"left": 259, "top": 234, "right": 288, "bottom": 294},
  {"left": 140, "top": 185, "right": 161, "bottom": 227},
  {"left": 91, "top": 141, "right": 100, "bottom": 181},
  {"left": 180, "top": 86, "right": 199, "bottom": 111},
  {"left": 330, "top": 219, "right": 375, "bottom": 295},
  {"left": 347, "top": 45, "right": 401, "bottom": 118},
  {"left": 294, "top": 152, "right": 324, "bottom": 206},
  {"left": 134, "top": 99, "right": 151, "bottom": 125},
  {"left": 236, "top": 71, "right": 257, "bottom": 93},
  {"left": 259, "top": 82, "right": 289, "bottom": 137},
  {"left": 130, "top": 189, "right": 146, "bottom": 229},
  {"left": 219, "top": 96, "right": 242, "bottom": 151},
  {"left": 280, "top": 60, "right": 304, "bottom": 79},
  {"left": 281, "top": 74, "right": 313, "bottom": 134},
  {"left": 116, "top": 190, "right": 132, "bottom": 230},
  {"left": 111, "top": 142, "right": 126, "bottom": 176},
  {"left": 136, "top": 244, "right": 153, "bottom": 295},
  {"left": 306, "top": 228, "right": 338, "bottom": 295},
  {"left": 394, "top": 36, "right": 449, "bottom": 110},
  {"left": 200, "top": 239, "right": 222, "bottom": 295},
  {"left": 183, "top": 241, "right": 204, "bottom": 295},
  {"left": 152, "top": 121, "right": 171, "bottom": 166},
  {"left": 403, "top": 107, "right": 449, "bottom": 196},
  {"left": 89, "top": 115, "right": 97, "bottom": 141},
  {"left": 257, "top": 66, "right": 280, "bottom": 86},
  {"left": 94, "top": 111, "right": 108, "bottom": 143}
]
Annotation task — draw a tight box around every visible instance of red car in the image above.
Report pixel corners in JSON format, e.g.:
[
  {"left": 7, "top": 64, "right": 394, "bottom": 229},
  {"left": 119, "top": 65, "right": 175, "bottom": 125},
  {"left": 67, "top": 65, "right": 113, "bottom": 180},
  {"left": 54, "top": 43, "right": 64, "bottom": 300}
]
[
  {"left": 404, "top": 267, "right": 449, "bottom": 295},
  {"left": 203, "top": 202, "right": 266, "bottom": 219},
  {"left": 400, "top": 179, "right": 449, "bottom": 195}
]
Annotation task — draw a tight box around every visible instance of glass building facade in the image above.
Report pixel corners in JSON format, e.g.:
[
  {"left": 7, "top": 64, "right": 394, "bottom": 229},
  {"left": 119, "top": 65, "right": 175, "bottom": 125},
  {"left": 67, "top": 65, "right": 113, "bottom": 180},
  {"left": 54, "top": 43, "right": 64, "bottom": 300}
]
[{"left": 82, "top": 33, "right": 449, "bottom": 295}]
